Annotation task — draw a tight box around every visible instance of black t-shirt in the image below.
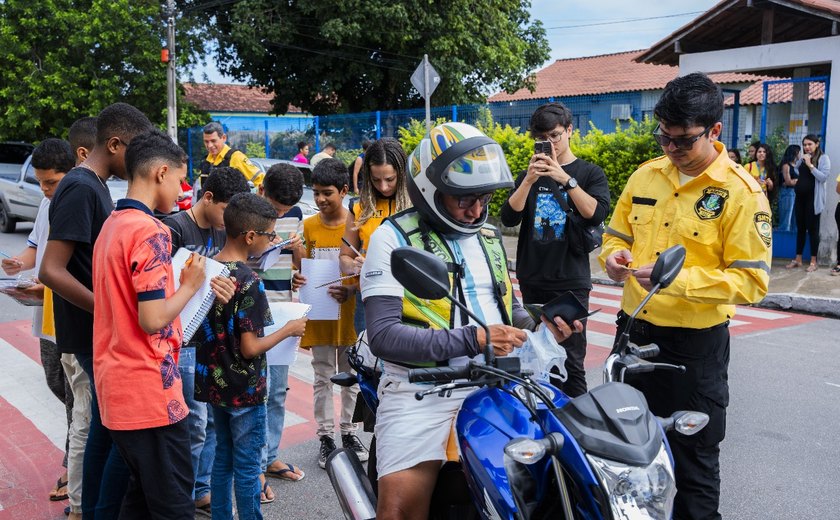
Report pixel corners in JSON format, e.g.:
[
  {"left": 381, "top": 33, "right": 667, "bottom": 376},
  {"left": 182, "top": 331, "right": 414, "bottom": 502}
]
[
  {"left": 48, "top": 167, "right": 114, "bottom": 354},
  {"left": 162, "top": 210, "right": 226, "bottom": 257},
  {"left": 500, "top": 159, "right": 610, "bottom": 295},
  {"left": 794, "top": 161, "right": 816, "bottom": 195}
]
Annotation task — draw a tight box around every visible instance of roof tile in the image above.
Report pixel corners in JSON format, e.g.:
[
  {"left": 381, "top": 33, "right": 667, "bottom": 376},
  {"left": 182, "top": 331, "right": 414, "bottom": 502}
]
[{"left": 182, "top": 83, "right": 302, "bottom": 114}]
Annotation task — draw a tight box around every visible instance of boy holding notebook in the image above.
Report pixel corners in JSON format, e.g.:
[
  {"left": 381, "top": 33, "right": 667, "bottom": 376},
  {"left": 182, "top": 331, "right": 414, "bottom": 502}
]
[
  {"left": 292, "top": 158, "right": 367, "bottom": 469},
  {"left": 195, "top": 192, "right": 307, "bottom": 520},
  {"left": 91, "top": 130, "right": 232, "bottom": 518}
]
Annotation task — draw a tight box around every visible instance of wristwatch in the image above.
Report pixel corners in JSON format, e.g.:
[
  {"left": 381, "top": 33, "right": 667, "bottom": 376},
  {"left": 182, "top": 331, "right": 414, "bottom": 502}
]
[{"left": 564, "top": 178, "right": 579, "bottom": 190}]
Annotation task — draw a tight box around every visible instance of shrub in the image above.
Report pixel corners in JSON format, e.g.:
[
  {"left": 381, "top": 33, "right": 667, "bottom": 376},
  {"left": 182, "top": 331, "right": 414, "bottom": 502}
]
[{"left": 244, "top": 141, "right": 266, "bottom": 159}]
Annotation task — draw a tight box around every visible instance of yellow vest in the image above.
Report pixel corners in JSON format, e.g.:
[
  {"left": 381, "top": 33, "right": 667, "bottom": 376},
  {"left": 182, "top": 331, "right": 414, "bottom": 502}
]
[{"left": 387, "top": 209, "right": 514, "bottom": 367}]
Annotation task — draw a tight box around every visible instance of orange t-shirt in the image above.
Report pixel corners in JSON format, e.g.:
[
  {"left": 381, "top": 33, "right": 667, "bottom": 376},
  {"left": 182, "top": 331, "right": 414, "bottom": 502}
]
[{"left": 92, "top": 200, "right": 187, "bottom": 430}]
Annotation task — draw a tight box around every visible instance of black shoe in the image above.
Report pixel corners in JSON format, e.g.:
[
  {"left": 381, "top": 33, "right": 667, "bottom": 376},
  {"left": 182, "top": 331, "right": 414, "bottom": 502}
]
[
  {"left": 319, "top": 435, "right": 337, "bottom": 469},
  {"left": 341, "top": 433, "right": 369, "bottom": 462}
]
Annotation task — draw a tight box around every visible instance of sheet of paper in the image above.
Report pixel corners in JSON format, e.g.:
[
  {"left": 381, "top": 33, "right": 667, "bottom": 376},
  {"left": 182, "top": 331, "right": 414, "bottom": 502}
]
[
  {"left": 263, "top": 302, "right": 311, "bottom": 365},
  {"left": 299, "top": 258, "right": 341, "bottom": 320},
  {"left": 171, "top": 248, "right": 230, "bottom": 343}
]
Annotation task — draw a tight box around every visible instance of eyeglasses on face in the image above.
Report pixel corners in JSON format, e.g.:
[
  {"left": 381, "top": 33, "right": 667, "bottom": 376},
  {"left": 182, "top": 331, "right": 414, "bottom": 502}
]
[
  {"left": 241, "top": 230, "right": 277, "bottom": 241},
  {"left": 455, "top": 193, "right": 493, "bottom": 209},
  {"left": 537, "top": 128, "right": 566, "bottom": 143},
  {"left": 652, "top": 124, "right": 711, "bottom": 150}
]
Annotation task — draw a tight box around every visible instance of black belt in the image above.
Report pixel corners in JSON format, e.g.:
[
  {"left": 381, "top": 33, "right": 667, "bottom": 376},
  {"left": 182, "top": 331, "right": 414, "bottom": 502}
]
[{"left": 619, "top": 311, "right": 729, "bottom": 338}]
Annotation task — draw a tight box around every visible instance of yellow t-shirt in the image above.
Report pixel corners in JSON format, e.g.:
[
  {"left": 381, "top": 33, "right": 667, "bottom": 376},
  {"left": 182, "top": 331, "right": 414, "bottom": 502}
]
[
  {"left": 300, "top": 213, "right": 357, "bottom": 348},
  {"left": 351, "top": 197, "right": 396, "bottom": 251}
]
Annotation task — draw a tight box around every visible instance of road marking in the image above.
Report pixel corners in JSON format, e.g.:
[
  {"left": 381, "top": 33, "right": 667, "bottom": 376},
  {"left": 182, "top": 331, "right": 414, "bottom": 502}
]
[{"left": 825, "top": 382, "right": 840, "bottom": 389}]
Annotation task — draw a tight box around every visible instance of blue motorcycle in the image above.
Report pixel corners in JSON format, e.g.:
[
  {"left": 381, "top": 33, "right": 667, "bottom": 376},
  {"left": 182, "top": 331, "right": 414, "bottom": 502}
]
[{"left": 327, "top": 244, "right": 709, "bottom": 520}]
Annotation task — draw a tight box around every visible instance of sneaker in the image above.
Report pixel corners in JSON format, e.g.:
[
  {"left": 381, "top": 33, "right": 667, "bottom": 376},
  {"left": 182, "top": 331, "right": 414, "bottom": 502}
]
[
  {"left": 831, "top": 265, "right": 840, "bottom": 276},
  {"left": 342, "top": 433, "right": 370, "bottom": 462},
  {"left": 319, "top": 435, "right": 337, "bottom": 469}
]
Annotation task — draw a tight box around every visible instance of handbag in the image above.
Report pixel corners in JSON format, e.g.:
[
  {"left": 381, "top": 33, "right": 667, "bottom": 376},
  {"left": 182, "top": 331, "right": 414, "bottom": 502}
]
[{"left": 550, "top": 182, "right": 604, "bottom": 256}]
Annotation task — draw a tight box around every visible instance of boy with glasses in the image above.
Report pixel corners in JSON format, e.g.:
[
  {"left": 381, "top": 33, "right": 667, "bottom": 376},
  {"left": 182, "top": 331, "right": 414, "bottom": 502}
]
[{"left": 500, "top": 101, "right": 610, "bottom": 398}]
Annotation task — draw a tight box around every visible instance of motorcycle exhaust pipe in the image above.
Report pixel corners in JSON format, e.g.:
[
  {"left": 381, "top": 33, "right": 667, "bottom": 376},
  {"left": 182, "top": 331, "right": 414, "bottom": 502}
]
[{"left": 326, "top": 448, "right": 377, "bottom": 520}]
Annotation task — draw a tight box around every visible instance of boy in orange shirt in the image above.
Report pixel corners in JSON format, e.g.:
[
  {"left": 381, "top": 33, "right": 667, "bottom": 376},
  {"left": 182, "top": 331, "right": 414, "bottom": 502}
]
[{"left": 92, "top": 130, "right": 233, "bottom": 518}]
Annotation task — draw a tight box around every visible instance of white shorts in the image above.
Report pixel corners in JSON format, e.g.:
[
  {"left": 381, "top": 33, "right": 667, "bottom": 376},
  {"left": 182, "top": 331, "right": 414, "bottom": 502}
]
[{"left": 374, "top": 373, "right": 472, "bottom": 478}]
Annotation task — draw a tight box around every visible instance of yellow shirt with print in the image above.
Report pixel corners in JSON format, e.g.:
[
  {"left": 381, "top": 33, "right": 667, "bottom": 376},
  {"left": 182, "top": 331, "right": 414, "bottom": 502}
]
[
  {"left": 300, "top": 213, "right": 357, "bottom": 348},
  {"left": 351, "top": 197, "right": 396, "bottom": 251},
  {"left": 204, "top": 144, "right": 263, "bottom": 187},
  {"left": 599, "top": 141, "right": 771, "bottom": 329}
]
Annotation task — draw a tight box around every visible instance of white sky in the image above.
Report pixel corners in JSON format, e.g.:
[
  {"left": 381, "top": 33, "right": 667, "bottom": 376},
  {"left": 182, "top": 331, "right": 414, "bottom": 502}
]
[{"left": 191, "top": 0, "right": 721, "bottom": 84}]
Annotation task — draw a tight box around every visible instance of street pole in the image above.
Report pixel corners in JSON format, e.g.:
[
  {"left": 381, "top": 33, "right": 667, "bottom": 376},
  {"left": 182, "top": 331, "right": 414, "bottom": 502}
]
[
  {"left": 424, "top": 54, "right": 431, "bottom": 134},
  {"left": 166, "top": 0, "right": 178, "bottom": 141}
]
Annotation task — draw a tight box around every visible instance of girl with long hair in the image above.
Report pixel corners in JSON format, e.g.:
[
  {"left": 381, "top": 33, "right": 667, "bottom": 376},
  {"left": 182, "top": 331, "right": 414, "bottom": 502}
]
[
  {"left": 778, "top": 144, "right": 801, "bottom": 232},
  {"left": 787, "top": 134, "right": 831, "bottom": 272},
  {"left": 745, "top": 143, "right": 776, "bottom": 199}
]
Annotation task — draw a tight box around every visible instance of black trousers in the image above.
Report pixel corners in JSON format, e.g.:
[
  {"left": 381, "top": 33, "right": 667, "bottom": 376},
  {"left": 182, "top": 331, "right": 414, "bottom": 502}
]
[
  {"left": 616, "top": 313, "right": 729, "bottom": 520},
  {"left": 109, "top": 419, "right": 194, "bottom": 520},
  {"left": 794, "top": 193, "right": 820, "bottom": 258},
  {"left": 835, "top": 203, "right": 840, "bottom": 265},
  {"left": 519, "top": 285, "right": 590, "bottom": 398}
]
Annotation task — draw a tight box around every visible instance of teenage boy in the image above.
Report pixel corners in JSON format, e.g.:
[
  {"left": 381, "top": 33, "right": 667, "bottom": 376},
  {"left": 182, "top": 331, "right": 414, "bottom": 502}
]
[
  {"left": 292, "top": 158, "right": 367, "bottom": 469},
  {"left": 162, "top": 166, "right": 249, "bottom": 514},
  {"left": 1, "top": 138, "right": 75, "bottom": 503},
  {"left": 40, "top": 102, "right": 154, "bottom": 520},
  {"left": 255, "top": 163, "right": 307, "bottom": 501},
  {"left": 195, "top": 193, "right": 307, "bottom": 520},
  {"left": 68, "top": 116, "right": 98, "bottom": 164},
  {"left": 500, "top": 102, "right": 611, "bottom": 398},
  {"left": 91, "top": 129, "right": 218, "bottom": 518}
]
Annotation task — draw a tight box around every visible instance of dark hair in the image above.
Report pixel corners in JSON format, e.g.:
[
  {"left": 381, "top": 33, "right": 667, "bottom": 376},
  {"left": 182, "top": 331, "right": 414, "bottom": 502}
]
[
  {"left": 358, "top": 138, "right": 410, "bottom": 226},
  {"left": 203, "top": 121, "right": 224, "bottom": 137},
  {"left": 728, "top": 148, "right": 742, "bottom": 163},
  {"left": 361, "top": 140, "right": 372, "bottom": 151},
  {"left": 323, "top": 143, "right": 336, "bottom": 151},
  {"left": 803, "top": 133, "right": 823, "bottom": 165},
  {"left": 223, "top": 192, "right": 277, "bottom": 238},
  {"left": 96, "top": 102, "right": 153, "bottom": 146},
  {"left": 755, "top": 143, "right": 777, "bottom": 178},
  {"left": 263, "top": 163, "right": 304, "bottom": 205},
  {"left": 202, "top": 166, "right": 251, "bottom": 203},
  {"left": 125, "top": 130, "right": 187, "bottom": 182},
  {"left": 781, "top": 144, "right": 801, "bottom": 165},
  {"left": 312, "top": 158, "right": 349, "bottom": 190},
  {"left": 654, "top": 72, "right": 723, "bottom": 129},
  {"left": 31, "top": 138, "right": 74, "bottom": 173},
  {"left": 68, "top": 117, "right": 97, "bottom": 154},
  {"left": 529, "top": 102, "right": 573, "bottom": 135},
  {"left": 297, "top": 141, "right": 307, "bottom": 151}
]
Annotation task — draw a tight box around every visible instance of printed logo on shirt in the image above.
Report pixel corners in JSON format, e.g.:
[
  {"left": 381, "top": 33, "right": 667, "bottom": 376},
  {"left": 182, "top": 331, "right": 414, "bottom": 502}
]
[
  {"left": 365, "top": 270, "right": 383, "bottom": 278},
  {"left": 534, "top": 192, "right": 566, "bottom": 242},
  {"left": 753, "top": 211, "right": 772, "bottom": 247},
  {"left": 694, "top": 187, "right": 729, "bottom": 220}
]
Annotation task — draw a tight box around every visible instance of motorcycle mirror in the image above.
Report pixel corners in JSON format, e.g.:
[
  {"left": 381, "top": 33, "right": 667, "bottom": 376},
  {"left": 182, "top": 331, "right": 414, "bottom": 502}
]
[
  {"left": 649, "top": 244, "right": 686, "bottom": 289},
  {"left": 391, "top": 247, "right": 450, "bottom": 300}
]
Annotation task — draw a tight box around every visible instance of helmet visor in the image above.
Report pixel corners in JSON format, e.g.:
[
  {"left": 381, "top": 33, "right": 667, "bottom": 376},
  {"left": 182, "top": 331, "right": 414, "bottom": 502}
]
[{"left": 436, "top": 142, "right": 514, "bottom": 193}]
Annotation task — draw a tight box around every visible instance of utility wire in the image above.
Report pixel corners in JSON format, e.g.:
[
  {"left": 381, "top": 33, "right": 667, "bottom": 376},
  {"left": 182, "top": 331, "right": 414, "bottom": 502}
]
[
  {"left": 266, "top": 41, "right": 414, "bottom": 73},
  {"left": 545, "top": 11, "right": 704, "bottom": 30}
]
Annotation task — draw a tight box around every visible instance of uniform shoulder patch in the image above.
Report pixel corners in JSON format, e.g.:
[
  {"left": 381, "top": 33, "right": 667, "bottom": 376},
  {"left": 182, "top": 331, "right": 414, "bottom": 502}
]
[
  {"left": 753, "top": 211, "right": 772, "bottom": 247},
  {"left": 731, "top": 164, "right": 763, "bottom": 193}
]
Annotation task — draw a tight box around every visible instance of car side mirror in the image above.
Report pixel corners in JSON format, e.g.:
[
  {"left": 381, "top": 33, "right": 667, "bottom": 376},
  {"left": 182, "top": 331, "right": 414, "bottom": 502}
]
[
  {"left": 390, "top": 247, "right": 449, "bottom": 300},
  {"left": 650, "top": 244, "right": 686, "bottom": 289}
]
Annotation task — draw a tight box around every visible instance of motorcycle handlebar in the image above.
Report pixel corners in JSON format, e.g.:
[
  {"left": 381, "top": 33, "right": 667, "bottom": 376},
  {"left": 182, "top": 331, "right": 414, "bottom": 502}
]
[
  {"left": 408, "top": 365, "right": 471, "bottom": 384},
  {"left": 629, "top": 342, "right": 660, "bottom": 359}
]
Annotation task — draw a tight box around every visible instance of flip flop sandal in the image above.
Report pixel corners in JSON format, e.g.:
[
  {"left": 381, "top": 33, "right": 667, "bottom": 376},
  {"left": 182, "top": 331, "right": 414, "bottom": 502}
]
[
  {"left": 50, "top": 478, "right": 69, "bottom": 501},
  {"left": 194, "top": 502, "right": 212, "bottom": 518},
  {"left": 260, "top": 481, "right": 275, "bottom": 504},
  {"left": 265, "top": 463, "right": 305, "bottom": 482},
  {"left": 806, "top": 264, "right": 818, "bottom": 273},
  {"left": 785, "top": 260, "right": 802, "bottom": 269}
]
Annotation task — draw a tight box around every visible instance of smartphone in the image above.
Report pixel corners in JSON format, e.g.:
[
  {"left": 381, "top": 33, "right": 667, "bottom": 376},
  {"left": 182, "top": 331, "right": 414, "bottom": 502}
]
[
  {"left": 534, "top": 140, "right": 552, "bottom": 156},
  {"left": 524, "top": 291, "right": 601, "bottom": 324}
]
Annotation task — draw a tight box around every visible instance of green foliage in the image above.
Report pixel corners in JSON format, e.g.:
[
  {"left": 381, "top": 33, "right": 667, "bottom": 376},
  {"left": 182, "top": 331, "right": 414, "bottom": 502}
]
[
  {"left": 245, "top": 141, "right": 266, "bottom": 158},
  {"left": 205, "top": 0, "right": 549, "bottom": 115},
  {"left": 570, "top": 118, "right": 661, "bottom": 213},
  {"left": 270, "top": 130, "right": 310, "bottom": 161},
  {"left": 334, "top": 148, "right": 361, "bottom": 168},
  {"left": 0, "top": 0, "right": 207, "bottom": 142}
]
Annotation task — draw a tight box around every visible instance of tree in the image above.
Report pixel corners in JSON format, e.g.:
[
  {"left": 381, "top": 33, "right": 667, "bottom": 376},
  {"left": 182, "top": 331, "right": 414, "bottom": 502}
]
[
  {"left": 200, "top": 0, "right": 549, "bottom": 115},
  {"left": 0, "top": 0, "right": 208, "bottom": 142}
]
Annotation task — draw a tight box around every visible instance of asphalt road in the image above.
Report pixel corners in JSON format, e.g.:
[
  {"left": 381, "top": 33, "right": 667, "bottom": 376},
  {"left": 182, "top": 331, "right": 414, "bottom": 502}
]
[{"left": 2, "top": 226, "right": 838, "bottom": 519}]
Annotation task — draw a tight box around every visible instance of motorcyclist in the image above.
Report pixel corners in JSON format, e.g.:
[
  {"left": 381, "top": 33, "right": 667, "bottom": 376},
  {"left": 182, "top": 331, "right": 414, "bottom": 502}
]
[{"left": 360, "top": 122, "right": 582, "bottom": 520}]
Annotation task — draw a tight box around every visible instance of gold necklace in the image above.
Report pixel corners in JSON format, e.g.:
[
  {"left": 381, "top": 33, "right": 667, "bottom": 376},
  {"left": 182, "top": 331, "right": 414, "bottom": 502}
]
[{"left": 78, "top": 162, "right": 108, "bottom": 190}]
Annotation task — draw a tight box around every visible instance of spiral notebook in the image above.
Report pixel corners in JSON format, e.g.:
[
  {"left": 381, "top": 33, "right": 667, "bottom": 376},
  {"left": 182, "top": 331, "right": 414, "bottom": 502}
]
[{"left": 171, "top": 248, "right": 230, "bottom": 344}]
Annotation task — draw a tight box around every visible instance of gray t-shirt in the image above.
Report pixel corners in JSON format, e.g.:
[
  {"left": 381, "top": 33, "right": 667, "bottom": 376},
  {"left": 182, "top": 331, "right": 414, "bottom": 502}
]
[{"left": 163, "top": 210, "right": 226, "bottom": 257}]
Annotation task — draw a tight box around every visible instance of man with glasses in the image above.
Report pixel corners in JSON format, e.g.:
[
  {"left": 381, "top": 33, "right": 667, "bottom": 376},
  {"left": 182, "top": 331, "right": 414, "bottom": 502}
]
[
  {"left": 500, "top": 102, "right": 610, "bottom": 398},
  {"left": 600, "top": 73, "right": 771, "bottom": 520}
]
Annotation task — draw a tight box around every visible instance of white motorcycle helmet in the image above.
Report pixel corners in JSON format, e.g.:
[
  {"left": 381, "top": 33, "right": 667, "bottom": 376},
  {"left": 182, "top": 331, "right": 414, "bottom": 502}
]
[{"left": 407, "top": 122, "right": 514, "bottom": 237}]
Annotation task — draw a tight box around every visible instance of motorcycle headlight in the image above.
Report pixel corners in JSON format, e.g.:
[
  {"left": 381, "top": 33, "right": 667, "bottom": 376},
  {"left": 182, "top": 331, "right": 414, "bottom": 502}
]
[{"left": 586, "top": 445, "right": 675, "bottom": 520}]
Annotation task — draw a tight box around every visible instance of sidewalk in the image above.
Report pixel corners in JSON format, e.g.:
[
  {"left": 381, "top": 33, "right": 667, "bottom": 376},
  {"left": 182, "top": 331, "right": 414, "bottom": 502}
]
[{"left": 502, "top": 236, "right": 840, "bottom": 318}]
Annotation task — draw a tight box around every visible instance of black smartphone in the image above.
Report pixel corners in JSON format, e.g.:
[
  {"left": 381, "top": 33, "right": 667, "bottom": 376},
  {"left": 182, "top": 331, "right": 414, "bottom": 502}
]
[
  {"left": 525, "top": 291, "right": 601, "bottom": 324},
  {"left": 534, "top": 140, "right": 552, "bottom": 156}
]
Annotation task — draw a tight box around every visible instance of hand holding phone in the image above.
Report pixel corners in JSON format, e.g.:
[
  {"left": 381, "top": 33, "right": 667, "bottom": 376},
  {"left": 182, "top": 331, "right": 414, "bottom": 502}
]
[{"left": 534, "top": 140, "right": 552, "bottom": 156}]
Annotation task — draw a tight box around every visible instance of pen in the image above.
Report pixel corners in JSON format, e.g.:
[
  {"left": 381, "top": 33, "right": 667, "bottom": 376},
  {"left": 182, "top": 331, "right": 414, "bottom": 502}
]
[
  {"left": 315, "top": 274, "right": 360, "bottom": 288},
  {"left": 185, "top": 252, "right": 195, "bottom": 267},
  {"left": 205, "top": 236, "right": 213, "bottom": 255},
  {"left": 0, "top": 251, "right": 11, "bottom": 259},
  {"left": 341, "top": 237, "right": 363, "bottom": 258}
]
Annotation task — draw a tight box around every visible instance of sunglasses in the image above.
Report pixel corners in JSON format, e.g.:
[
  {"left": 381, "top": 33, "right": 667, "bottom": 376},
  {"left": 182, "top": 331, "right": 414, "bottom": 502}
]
[
  {"left": 456, "top": 193, "right": 493, "bottom": 209},
  {"left": 652, "top": 125, "right": 711, "bottom": 151},
  {"left": 241, "top": 230, "right": 277, "bottom": 241}
]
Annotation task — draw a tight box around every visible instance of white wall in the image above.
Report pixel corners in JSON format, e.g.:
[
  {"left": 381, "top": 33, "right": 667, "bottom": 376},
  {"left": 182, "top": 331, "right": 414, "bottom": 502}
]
[{"left": 679, "top": 36, "right": 840, "bottom": 264}]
